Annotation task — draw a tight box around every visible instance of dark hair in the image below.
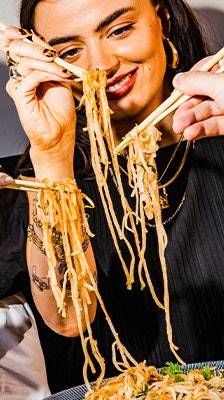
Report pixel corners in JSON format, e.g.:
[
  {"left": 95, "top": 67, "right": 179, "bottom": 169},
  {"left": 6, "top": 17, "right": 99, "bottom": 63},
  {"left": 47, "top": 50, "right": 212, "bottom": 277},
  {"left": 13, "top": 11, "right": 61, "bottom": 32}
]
[{"left": 17, "top": 0, "right": 208, "bottom": 179}]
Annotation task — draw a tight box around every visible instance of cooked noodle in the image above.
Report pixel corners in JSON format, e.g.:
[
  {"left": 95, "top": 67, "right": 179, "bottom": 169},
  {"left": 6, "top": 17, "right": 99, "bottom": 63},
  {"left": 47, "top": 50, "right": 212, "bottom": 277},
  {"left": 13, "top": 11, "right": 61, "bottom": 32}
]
[
  {"left": 38, "top": 179, "right": 137, "bottom": 390},
  {"left": 37, "top": 70, "right": 184, "bottom": 388},
  {"left": 86, "top": 364, "right": 224, "bottom": 400}
]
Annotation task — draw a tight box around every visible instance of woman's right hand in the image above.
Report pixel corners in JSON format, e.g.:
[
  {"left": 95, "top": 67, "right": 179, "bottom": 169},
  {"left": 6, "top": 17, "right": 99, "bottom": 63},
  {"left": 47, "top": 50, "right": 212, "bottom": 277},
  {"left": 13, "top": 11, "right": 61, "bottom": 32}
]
[{"left": 0, "top": 27, "right": 77, "bottom": 178}]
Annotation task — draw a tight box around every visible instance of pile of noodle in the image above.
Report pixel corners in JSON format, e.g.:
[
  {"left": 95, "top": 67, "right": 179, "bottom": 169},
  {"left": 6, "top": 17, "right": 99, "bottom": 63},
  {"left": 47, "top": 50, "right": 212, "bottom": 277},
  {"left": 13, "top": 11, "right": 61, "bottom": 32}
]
[{"left": 86, "top": 364, "right": 224, "bottom": 400}]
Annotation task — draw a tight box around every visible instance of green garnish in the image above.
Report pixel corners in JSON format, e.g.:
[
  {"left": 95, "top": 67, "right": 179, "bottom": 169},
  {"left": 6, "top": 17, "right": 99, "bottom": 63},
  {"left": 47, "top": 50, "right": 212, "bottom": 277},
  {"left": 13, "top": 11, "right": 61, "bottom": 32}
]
[
  {"left": 136, "top": 384, "right": 149, "bottom": 398},
  {"left": 202, "top": 366, "right": 212, "bottom": 380},
  {"left": 174, "top": 374, "right": 185, "bottom": 382},
  {"left": 162, "top": 362, "right": 183, "bottom": 377}
]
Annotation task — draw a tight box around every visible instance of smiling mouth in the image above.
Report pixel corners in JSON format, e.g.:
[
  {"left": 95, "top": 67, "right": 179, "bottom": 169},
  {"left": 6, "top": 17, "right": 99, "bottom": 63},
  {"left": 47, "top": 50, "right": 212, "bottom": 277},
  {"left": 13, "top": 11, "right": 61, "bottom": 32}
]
[{"left": 106, "top": 68, "right": 138, "bottom": 100}]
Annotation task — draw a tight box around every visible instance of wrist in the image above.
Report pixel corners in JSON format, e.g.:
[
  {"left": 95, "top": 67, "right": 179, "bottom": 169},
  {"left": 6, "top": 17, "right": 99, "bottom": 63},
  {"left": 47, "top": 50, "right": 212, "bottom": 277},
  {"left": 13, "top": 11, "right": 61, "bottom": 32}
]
[{"left": 30, "top": 146, "right": 74, "bottom": 180}]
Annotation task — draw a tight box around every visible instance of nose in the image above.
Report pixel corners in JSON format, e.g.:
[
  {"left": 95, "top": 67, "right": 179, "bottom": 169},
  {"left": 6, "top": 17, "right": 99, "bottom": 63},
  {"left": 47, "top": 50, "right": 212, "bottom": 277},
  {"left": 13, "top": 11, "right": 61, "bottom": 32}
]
[{"left": 88, "top": 41, "right": 120, "bottom": 78}]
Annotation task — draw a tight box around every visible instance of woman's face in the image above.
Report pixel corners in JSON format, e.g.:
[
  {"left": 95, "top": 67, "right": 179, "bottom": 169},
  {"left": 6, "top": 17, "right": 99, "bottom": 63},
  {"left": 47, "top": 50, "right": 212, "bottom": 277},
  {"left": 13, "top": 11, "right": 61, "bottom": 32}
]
[{"left": 35, "top": 0, "right": 167, "bottom": 123}]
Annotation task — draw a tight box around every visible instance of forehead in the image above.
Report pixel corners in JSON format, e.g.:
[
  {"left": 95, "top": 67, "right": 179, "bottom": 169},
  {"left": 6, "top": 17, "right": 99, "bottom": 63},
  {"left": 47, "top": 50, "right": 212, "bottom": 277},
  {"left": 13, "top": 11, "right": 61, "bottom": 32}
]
[{"left": 34, "top": 0, "right": 153, "bottom": 38}]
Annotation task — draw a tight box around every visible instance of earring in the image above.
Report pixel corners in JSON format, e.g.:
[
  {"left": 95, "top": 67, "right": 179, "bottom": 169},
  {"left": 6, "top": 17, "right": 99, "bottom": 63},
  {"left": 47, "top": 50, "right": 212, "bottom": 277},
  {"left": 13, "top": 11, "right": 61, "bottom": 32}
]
[{"left": 163, "top": 36, "right": 179, "bottom": 69}]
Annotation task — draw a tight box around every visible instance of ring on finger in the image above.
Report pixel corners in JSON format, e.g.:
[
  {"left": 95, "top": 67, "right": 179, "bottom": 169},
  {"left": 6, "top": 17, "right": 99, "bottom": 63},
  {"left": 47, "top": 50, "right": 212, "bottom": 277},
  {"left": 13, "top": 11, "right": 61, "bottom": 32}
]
[
  {"left": 6, "top": 51, "right": 18, "bottom": 67},
  {"left": 9, "top": 66, "right": 23, "bottom": 81}
]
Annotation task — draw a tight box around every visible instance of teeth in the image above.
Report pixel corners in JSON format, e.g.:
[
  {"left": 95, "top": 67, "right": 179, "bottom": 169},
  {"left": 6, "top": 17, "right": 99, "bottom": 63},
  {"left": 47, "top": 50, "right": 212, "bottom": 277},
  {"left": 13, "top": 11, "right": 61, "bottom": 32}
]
[{"left": 107, "top": 74, "right": 132, "bottom": 93}]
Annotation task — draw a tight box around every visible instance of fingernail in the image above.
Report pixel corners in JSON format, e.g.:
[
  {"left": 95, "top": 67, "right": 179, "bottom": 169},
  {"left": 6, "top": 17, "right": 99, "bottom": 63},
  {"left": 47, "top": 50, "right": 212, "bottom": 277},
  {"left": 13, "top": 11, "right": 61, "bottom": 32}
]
[
  {"left": 43, "top": 49, "right": 57, "bottom": 58},
  {"left": 173, "top": 73, "right": 185, "bottom": 86},
  {"left": 19, "top": 28, "right": 33, "bottom": 38},
  {"left": 0, "top": 175, "right": 14, "bottom": 186},
  {"left": 31, "top": 30, "right": 45, "bottom": 42},
  {"left": 63, "top": 69, "right": 76, "bottom": 78}
]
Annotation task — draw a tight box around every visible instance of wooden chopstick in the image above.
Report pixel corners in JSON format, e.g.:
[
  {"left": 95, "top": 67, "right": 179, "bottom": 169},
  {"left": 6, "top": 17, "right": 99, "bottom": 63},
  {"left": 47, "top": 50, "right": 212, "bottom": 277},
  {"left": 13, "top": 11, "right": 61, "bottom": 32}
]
[
  {"left": 115, "top": 47, "right": 224, "bottom": 154},
  {"left": 0, "top": 22, "right": 84, "bottom": 79},
  {"left": 6, "top": 179, "right": 50, "bottom": 192},
  {"left": 152, "top": 64, "right": 224, "bottom": 126}
]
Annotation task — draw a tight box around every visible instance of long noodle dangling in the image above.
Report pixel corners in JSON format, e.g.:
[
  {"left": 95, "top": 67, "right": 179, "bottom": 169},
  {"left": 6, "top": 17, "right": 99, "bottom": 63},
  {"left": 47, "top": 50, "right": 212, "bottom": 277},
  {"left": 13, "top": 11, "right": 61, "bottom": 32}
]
[
  {"left": 38, "top": 179, "right": 137, "bottom": 390},
  {"left": 125, "top": 126, "right": 184, "bottom": 364},
  {"left": 82, "top": 70, "right": 164, "bottom": 309},
  {"left": 37, "top": 70, "right": 184, "bottom": 391}
]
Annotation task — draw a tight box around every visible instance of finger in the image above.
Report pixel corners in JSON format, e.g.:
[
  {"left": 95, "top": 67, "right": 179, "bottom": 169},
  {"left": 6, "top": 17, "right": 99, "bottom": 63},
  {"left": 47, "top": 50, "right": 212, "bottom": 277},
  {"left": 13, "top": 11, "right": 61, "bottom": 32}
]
[
  {"left": 189, "top": 55, "right": 223, "bottom": 72},
  {"left": 31, "top": 30, "right": 46, "bottom": 44},
  {"left": 183, "top": 116, "right": 224, "bottom": 140},
  {"left": 30, "top": 30, "right": 56, "bottom": 51},
  {"left": 6, "top": 70, "right": 74, "bottom": 100},
  {"left": 17, "top": 57, "right": 75, "bottom": 79},
  {"left": 0, "top": 173, "right": 14, "bottom": 187},
  {"left": 8, "top": 39, "right": 58, "bottom": 63},
  {"left": 173, "top": 97, "right": 204, "bottom": 133},
  {"left": 0, "top": 26, "right": 32, "bottom": 52},
  {"left": 174, "top": 97, "right": 203, "bottom": 117},
  {"left": 190, "top": 56, "right": 213, "bottom": 71},
  {"left": 173, "top": 71, "right": 224, "bottom": 109},
  {"left": 173, "top": 100, "right": 222, "bottom": 134}
]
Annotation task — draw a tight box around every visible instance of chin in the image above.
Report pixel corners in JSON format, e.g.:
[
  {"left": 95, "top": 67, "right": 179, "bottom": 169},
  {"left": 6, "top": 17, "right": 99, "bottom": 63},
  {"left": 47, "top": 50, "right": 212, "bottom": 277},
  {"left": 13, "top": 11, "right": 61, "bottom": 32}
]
[
  {"left": 109, "top": 90, "right": 151, "bottom": 120},
  {"left": 109, "top": 101, "right": 147, "bottom": 122}
]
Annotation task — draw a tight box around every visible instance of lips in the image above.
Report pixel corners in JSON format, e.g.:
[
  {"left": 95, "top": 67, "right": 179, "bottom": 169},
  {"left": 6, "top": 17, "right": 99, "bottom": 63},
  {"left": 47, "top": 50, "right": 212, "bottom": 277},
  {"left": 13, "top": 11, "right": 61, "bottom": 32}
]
[{"left": 106, "top": 68, "right": 138, "bottom": 100}]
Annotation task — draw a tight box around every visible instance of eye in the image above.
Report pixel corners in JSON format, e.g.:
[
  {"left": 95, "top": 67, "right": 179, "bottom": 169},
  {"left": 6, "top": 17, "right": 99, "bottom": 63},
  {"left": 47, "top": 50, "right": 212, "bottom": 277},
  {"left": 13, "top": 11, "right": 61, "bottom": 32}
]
[
  {"left": 109, "top": 23, "right": 135, "bottom": 38},
  {"left": 60, "top": 48, "right": 82, "bottom": 60}
]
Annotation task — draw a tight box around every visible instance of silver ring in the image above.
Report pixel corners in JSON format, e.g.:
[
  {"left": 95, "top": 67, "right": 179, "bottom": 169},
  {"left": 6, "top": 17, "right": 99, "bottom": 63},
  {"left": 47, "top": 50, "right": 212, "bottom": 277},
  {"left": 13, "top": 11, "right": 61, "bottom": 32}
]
[{"left": 9, "top": 66, "right": 22, "bottom": 81}]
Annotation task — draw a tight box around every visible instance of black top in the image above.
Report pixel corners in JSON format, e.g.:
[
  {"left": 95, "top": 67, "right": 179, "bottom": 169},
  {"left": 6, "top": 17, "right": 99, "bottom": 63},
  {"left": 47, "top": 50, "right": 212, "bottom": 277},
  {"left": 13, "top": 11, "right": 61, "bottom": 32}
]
[{"left": 1, "top": 136, "right": 224, "bottom": 394}]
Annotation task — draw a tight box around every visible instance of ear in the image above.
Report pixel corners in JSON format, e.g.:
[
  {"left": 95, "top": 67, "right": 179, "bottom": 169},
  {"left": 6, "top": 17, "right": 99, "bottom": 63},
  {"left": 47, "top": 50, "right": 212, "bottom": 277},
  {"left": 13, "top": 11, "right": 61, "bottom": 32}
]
[{"left": 155, "top": 4, "right": 171, "bottom": 36}]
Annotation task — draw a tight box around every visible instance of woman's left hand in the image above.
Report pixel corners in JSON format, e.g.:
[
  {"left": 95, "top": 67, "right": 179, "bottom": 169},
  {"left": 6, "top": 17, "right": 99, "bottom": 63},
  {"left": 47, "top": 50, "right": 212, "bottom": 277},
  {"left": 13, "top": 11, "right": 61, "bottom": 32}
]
[
  {"left": 172, "top": 70, "right": 224, "bottom": 140},
  {"left": 0, "top": 172, "right": 14, "bottom": 188}
]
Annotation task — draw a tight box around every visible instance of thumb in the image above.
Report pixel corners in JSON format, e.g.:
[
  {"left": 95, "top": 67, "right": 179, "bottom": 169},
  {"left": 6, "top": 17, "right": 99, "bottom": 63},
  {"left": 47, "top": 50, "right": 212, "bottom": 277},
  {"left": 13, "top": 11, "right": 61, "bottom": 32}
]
[{"left": 173, "top": 71, "right": 224, "bottom": 109}]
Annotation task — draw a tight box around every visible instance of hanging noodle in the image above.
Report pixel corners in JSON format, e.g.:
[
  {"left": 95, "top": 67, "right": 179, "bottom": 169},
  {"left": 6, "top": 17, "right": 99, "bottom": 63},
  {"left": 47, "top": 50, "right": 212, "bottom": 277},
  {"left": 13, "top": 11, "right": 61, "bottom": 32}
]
[
  {"left": 125, "top": 126, "right": 184, "bottom": 363},
  {"left": 36, "top": 70, "right": 184, "bottom": 390},
  {"left": 38, "top": 179, "right": 137, "bottom": 391},
  {"left": 82, "top": 70, "right": 182, "bottom": 361},
  {"left": 82, "top": 70, "right": 164, "bottom": 308}
]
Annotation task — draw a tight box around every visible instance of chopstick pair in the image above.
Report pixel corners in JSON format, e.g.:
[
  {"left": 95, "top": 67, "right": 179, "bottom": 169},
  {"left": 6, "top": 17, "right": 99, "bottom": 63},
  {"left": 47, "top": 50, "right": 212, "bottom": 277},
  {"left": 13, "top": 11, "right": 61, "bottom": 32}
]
[
  {"left": 6, "top": 179, "right": 50, "bottom": 192},
  {"left": 115, "top": 47, "right": 224, "bottom": 154},
  {"left": 0, "top": 22, "right": 84, "bottom": 79}
]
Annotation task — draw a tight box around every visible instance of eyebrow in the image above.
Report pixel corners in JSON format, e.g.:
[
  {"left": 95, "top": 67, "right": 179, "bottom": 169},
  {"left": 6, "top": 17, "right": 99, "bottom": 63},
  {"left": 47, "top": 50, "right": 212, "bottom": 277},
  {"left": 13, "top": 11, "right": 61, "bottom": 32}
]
[
  {"left": 95, "top": 7, "right": 134, "bottom": 32},
  {"left": 48, "top": 7, "right": 134, "bottom": 47},
  {"left": 48, "top": 35, "right": 81, "bottom": 47}
]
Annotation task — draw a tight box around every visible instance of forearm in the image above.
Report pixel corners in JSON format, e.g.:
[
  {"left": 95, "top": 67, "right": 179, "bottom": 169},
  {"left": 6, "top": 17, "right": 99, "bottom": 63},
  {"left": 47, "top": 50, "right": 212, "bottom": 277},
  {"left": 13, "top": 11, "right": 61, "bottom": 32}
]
[
  {"left": 26, "top": 161, "right": 97, "bottom": 337},
  {"left": 27, "top": 234, "right": 97, "bottom": 337}
]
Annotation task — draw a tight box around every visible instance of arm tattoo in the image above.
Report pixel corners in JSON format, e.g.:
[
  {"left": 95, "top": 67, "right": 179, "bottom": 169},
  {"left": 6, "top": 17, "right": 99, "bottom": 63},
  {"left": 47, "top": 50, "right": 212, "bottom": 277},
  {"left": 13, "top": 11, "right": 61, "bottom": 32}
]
[
  {"left": 27, "top": 224, "right": 46, "bottom": 255},
  {"left": 32, "top": 265, "right": 50, "bottom": 292}
]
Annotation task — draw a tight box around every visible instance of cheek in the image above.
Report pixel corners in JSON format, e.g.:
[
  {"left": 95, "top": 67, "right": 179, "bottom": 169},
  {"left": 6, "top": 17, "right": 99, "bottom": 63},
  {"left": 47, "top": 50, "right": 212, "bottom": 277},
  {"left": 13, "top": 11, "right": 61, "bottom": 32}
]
[{"left": 115, "top": 27, "right": 166, "bottom": 68}]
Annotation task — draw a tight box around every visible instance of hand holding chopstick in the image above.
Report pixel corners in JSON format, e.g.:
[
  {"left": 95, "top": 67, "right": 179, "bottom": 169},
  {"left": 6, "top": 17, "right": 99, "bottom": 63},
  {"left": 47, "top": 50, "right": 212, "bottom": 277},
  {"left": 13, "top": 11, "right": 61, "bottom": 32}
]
[
  {"left": 172, "top": 66, "right": 224, "bottom": 139},
  {"left": 0, "top": 22, "right": 84, "bottom": 79},
  {"left": 115, "top": 47, "right": 224, "bottom": 154}
]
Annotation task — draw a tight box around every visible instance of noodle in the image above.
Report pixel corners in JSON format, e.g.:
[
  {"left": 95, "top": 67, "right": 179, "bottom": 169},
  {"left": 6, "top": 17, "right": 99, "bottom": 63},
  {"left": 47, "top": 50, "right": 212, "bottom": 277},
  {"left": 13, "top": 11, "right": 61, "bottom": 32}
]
[
  {"left": 38, "top": 179, "right": 137, "bottom": 389},
  {"left": 36, "top": 70, "right": 184, "bottom": 388},
  {"left": 86, "top": 364, "right": 224, "bottom": 400},
  {"left": 82, "top": 70, "right": 164, "bottom": 309}
]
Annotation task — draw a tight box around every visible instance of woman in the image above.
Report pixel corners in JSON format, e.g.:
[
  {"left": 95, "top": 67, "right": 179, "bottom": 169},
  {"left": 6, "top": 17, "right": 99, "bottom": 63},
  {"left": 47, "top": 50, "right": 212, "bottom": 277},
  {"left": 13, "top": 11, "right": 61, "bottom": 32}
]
[{"left": 1, "top": 0, "right": 224, "bottom": 394}]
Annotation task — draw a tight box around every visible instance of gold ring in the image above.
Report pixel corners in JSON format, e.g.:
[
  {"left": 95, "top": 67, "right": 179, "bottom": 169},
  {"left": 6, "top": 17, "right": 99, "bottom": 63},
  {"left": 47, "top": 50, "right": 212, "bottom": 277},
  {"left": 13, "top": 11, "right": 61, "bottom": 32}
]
[{"left": 6, "top": 51, "right": 18, "bottom": 67}]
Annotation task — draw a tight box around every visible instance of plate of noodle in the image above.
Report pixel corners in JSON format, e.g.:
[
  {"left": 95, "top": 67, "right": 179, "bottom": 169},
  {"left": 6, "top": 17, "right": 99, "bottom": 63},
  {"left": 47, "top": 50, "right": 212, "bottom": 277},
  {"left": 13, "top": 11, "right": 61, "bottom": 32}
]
[{"left": 45, "top": 360, "right": 224, "bottom": 400}]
